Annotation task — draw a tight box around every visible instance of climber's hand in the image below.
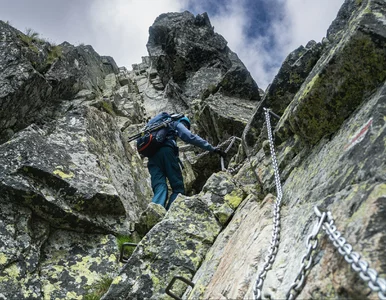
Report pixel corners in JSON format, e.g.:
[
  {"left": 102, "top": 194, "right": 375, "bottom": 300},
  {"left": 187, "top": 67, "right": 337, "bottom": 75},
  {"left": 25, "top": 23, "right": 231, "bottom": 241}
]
[{"left": 213, "top": 148, "right": 226, "bottom": 158}]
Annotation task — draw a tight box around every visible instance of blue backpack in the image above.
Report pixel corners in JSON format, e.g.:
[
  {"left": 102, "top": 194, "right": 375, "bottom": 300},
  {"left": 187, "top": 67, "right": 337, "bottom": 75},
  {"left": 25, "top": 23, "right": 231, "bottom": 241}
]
[{"left": 136, "top": 112, "right": 175, "bottom": 157}]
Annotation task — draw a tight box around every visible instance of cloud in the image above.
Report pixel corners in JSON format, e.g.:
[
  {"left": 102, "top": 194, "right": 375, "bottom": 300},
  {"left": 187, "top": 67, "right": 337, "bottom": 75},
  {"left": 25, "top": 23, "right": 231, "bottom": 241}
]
[
  {"left": 283, "top": 0, "right": 345, "bottom": 51},
  {"left": 87, "top": 0, "right": 186, "bottom": 69},
  {"left": 186, "top": 0, "right": 345, "bottom": 90},
  {"left": 1, "top": 0, "right": 345, "bottom": 90}
]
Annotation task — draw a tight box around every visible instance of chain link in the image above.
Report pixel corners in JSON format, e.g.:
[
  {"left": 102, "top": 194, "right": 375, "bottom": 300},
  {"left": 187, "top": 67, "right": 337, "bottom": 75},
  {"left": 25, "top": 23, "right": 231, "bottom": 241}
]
[
  {"left": 287, "top": 206, "right": 386, "bottom": 300},
  {"left": 252, "top": 108, "right": 283, "bottom": 300},
  {"left": 181, "top": 135, "right": 244, "bottom": 173},
  {"left": 315, "top": 207, "right": 386, "bottom": 300},
  {"left": 226, "top": 162, "right": 244, "bottom": 174},
  {"left": 286, "top": 208, "right": 327, "bottom": 299},
  {"left": 246, "top": 108, "right": 385, "bottom": 299},
  {"left": 195, "top": 136, "right": 239, "bottom": 159}
]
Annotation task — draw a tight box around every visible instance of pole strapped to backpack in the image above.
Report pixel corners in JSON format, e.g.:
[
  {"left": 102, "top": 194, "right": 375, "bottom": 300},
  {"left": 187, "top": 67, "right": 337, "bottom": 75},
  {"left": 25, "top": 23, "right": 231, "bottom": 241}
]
[{"left": 127, "top": 113, "right": 184, "bottom": 143}]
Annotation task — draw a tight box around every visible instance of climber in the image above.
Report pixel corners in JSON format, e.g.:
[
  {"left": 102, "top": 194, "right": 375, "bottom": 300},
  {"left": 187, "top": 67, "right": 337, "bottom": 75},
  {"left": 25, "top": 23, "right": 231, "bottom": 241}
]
[{"left": 147, "top": 114, "right": 225, "bottom": 210}]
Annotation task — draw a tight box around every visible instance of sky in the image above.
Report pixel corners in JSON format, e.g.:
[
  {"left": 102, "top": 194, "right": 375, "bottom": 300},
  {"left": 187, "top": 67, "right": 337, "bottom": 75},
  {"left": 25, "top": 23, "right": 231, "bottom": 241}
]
[{"left": 1, "top": 0, "right": 344, "bottom": 90}]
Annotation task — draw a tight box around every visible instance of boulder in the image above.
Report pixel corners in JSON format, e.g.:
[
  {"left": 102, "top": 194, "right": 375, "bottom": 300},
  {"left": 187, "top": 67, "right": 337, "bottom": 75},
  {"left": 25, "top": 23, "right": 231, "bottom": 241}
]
[
  {"left": 134, "top": 203, "right": 167, "bottom": 237},
  {"left": 39, "top": 231, "right": 119, "bottom": 299},
  {"left": 0, "top": 105, "right": 151, "bottom": 233}
]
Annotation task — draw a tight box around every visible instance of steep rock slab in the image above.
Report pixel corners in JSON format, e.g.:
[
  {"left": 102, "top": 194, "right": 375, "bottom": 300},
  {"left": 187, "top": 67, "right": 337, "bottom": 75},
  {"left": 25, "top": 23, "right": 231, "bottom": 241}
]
[
  {"left": 129, "top": 57, "right": 172, "bottom": 118},
  {"left": 0, "top": 106, "right": 151, "bottom": 233},
  {"left": 112, "top": 73, "right": 145, "bottom": 125},
  {"left": 185, "top": 194, "right": 274, "bottom": 299},
  {"left": 259, "top": 81, "right": 386, "bottom": 299},
  {"left": 200, "top": 172, "right": 246, "bottom": 225},
  {"left": 186, "top": 94, "right": 253, "bottom": 191},
  {"left": 45, "top": 42, "right": 118, "bottom": 99},
  {"left": 0, "top": 21, "right": 57, "bottom": 143},
  {"left": 276, "top": 0, "right": 386, "bottom": 145},
  {"left": 102, "top": 196, "right": 222, "bottom": 300},
  {"left": 327, "top": 0, "right": 367, "bottom": 41},
  {"left": 193, "top": 94, "right": 255, "bottom": 145},
  {"left": 0, "top": 201, "right": 120, "bottom": 299},
  {"left": 102, "top": 172, "right": 246, "bottom": 299}
]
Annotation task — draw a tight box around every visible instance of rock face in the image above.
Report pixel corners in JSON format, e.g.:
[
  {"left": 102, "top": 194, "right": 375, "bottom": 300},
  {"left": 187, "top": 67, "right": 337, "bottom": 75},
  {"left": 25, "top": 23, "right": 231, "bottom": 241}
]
[
  {"left": 147, "top": 12, "right": 260, "bottom": 101},
  {"left": 276, "top": 1, "right": 386, "bottom": 146},
  {"left": 0, "top": 21, "right": 118, "bottom": 143},
  {"left": 184, "top": 1, "right": 386, "bottom": 299},
  {"left": 243, "top": 40, "right": 323, "bottom": 152},
  {"left": 0, "top": 21, "right": 152, "bottom": 299},
  {"left": 1, "top": 1, "right": 386, "bottom": 299},
  {"left": 136, "top": 11, "right": 259, "bottom": 191},
  {"left": 102, "top": 172, "right": 245, "bottom": 299}
]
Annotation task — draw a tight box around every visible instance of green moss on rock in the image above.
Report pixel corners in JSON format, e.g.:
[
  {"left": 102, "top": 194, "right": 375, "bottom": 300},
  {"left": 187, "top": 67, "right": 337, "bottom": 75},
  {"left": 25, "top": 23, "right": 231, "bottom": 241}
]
[
  {"left": 101, "top": 101, "right": 116, "bottom": 117},
  {"left": 224, "top": 189, "right": 245, "bottom": 209},
  {"left": 290, "top": 33, "right": 386, "bottom": 145}
]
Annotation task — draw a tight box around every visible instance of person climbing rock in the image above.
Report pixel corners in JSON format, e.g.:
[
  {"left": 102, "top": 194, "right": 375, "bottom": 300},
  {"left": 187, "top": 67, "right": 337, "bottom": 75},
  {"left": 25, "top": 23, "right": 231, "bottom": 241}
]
[{"left": 147, "top": 114, "right": 225, "bottom": 210}]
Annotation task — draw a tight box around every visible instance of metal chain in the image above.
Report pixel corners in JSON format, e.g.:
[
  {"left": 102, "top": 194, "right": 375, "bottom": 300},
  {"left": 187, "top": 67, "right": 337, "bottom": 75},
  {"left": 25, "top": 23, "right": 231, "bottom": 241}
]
[
  {"left": 182, "top": 135, "right": 244, "bottom": 173},
  {"left": 287, "top": 206, "right": 386, "bottom": 300},
  {"left": 252, "top": 108, "right": 283, "bottom": 300},
  {"left": 286, "top": 208, "right": 327, "bottom": 299},
  {"left": 225, "top": 136, "right": 241, "bottom": 152},
  {"left": 315, "top": 207, "right": 386, "bottom": 300},
  {"left": 195, "top": 136, "right": 240, "bottom": 159},
  {"left": 245, "top": 108, "right": 385, "bottom": 299},
  {"left": 226, "top": 162, "right": 244, "bottom": 174},
  {"left": 223, "top": 136, "right": 243, "bottom": 173}
]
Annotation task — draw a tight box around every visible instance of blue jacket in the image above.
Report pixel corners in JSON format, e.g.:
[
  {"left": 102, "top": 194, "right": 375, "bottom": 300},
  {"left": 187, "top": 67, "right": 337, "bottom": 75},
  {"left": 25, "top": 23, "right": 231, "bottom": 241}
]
[{"left": 166, "top": 122, "right": 216, "bottom": 152}]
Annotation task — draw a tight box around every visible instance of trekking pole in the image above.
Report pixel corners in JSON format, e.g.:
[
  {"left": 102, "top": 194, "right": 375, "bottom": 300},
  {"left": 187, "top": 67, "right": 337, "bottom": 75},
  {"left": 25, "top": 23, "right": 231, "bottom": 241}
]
[{"left": 220, "top": 157, "right": 225, "bottom": 171}]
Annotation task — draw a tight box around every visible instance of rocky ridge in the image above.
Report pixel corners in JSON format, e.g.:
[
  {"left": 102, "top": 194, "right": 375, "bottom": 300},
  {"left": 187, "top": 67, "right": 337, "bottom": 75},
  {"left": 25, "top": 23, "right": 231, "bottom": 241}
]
[{"left": 0, "top": 0, "right": 385, "bottom": 299}]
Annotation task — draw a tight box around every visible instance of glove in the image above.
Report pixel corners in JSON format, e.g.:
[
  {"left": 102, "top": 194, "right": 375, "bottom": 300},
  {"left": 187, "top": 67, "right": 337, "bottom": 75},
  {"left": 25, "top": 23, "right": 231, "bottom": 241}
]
[{"left": 213, "top": 148, "right": 226, "bottom": 158}]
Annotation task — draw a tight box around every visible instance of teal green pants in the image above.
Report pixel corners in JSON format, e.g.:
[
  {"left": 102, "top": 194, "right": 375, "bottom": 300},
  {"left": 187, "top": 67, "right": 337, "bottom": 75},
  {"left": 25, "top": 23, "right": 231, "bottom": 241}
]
[{"left": 148, "top": 146, "right": 184, "bottom": 210}]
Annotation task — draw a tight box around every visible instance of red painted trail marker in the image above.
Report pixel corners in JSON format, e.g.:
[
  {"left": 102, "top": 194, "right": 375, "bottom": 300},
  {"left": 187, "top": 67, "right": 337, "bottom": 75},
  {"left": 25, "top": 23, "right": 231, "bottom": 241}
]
[{"left": 344, "top": 118, "right": 373, "bottom": 151}]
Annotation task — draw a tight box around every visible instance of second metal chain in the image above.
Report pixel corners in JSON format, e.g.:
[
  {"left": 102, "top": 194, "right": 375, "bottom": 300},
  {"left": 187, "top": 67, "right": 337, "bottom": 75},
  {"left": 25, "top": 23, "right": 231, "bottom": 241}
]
[
  {"left": 181, "top": 135, "right": 244, "bottom": 173},
  {"left": 195, "top": 136, "right": 240, "bottom": 159},
  {"left": 286, "top": 208, "right": 327, "bottom": 299},
  {"left": 287, "top": 206, "right": 386, "bottom": 300},
  {"left": 318, "top": 207, "right": 386, "bottom": 300}
]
